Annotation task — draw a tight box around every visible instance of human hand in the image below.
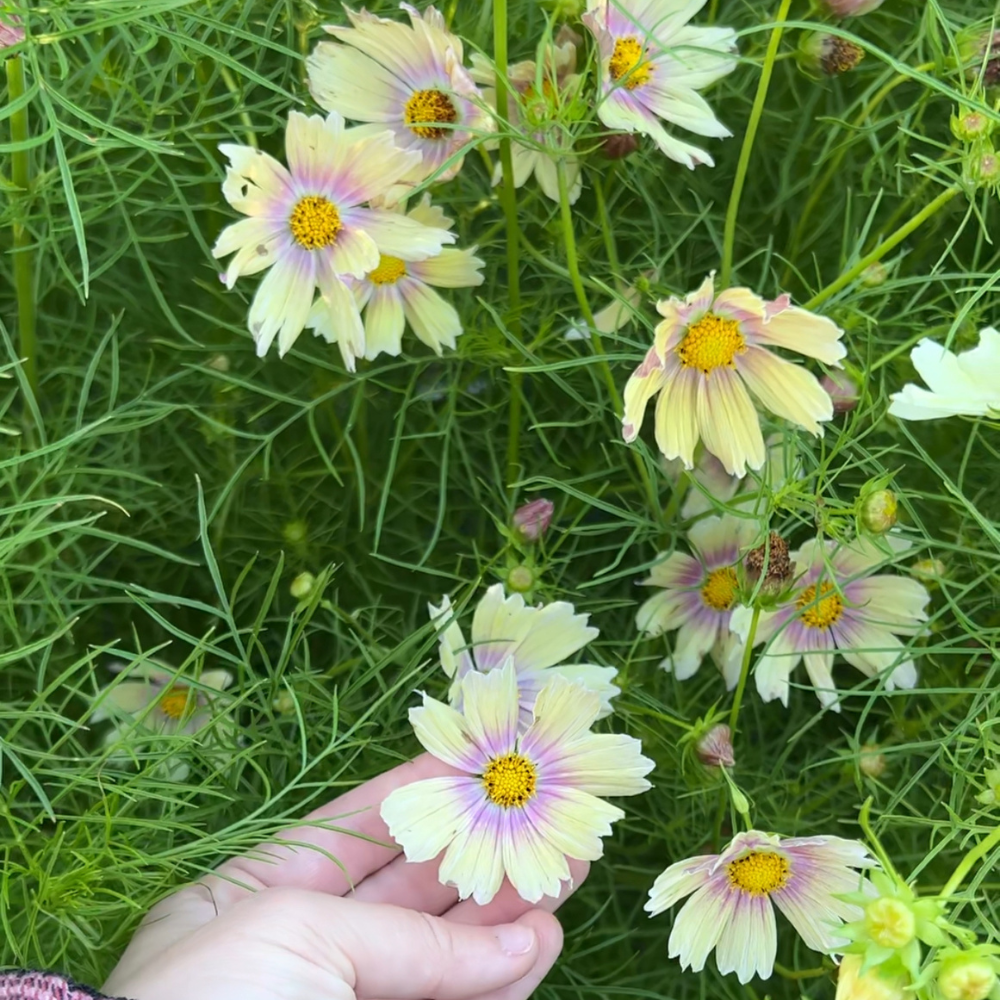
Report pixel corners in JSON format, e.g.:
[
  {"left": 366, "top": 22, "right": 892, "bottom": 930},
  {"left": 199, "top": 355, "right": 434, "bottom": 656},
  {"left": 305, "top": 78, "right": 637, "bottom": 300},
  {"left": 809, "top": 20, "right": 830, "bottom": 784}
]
[{"left": 103, "top": 754, "right": 587, "bottom": 1000}]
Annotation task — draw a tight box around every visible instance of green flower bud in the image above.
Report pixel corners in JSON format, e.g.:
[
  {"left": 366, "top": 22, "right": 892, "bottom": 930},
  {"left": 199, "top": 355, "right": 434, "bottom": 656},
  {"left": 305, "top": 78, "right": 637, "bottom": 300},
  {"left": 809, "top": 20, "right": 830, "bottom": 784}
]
[
  {"left": 506, "top": 564, "right": 536, "bottom": 593},
  {"left": 290, "top": 571, "right": 316, "bottom": 599},
  {"left": 282, "top": 519, "right": 309, "bottom": 547},
  {"left": 952, "top": 110, "right": 993, "bottom": 143},
  {"left": 860, "top": 489, "right": 898, "bottom": 534},
  {"left": 938, "top": 955, "right": 998, "bottom": 1000}
]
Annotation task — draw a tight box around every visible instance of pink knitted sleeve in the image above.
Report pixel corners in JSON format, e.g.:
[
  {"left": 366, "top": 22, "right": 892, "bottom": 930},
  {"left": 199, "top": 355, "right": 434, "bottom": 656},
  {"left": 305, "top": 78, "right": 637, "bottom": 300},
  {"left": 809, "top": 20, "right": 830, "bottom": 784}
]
[{"left": 0, "top": 971, "right": 128, "bottom": 1000}]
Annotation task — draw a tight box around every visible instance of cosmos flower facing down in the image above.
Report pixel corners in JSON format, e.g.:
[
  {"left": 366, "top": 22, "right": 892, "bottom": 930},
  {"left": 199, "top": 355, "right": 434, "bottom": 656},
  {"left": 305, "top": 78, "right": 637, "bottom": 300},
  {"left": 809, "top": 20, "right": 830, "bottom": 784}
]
[
  {"left": 887, "top": 328, "right": 1000, "bottom": 422},
  {"left": 732, "top": 537, "right": 931, "bottom": 710},
  {"left": 471, "top": 28, "right": 584, "bottom": 203},
  {"left": 582, "top": 0, "right": 738, "bottom": 168},
  {"left": 212, "top": 112, "right": 454, "bottom": 361},
  {"left": 307, "top": 5, "right": 489, "bottom": 185},
  {"left": 622, "top": 274, "right": 846, "bottom": 476},
  {"left": 92, "top": 660, "right": 234, "bottom": 781},
  {"left": 309, "top": 196, "right": 484, "bottom": 365},
  {"left": 381, "top": 662, "right": 654, "bottom": 904},
  {"left": 429, "top": 583, "right": 619, "bottom": 728},
  {"left": 646, "top": 830, "right": 872, "bottom": 984},
  {"left": 636, "top": 515, "right": 756, "bottom": 687}
]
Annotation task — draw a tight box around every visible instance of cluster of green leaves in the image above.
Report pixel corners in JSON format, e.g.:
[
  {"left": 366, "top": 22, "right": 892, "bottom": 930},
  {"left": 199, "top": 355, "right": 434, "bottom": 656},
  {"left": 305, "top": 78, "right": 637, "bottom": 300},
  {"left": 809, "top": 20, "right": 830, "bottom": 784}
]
[{"left": 1, "top": 0, "right": 999, "bottom": 996}]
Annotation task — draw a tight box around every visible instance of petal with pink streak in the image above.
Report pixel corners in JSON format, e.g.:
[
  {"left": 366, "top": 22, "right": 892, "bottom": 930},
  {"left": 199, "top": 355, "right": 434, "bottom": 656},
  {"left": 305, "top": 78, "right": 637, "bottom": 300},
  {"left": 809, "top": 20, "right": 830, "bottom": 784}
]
[
  {"left": 736, "top": 346, "right": 833, "bottom": 435},
  {"left": 715, "top": 890, "right": 777, "bottom": 984},
  {"left": 654, "top": 363, "right": 700, "bottom": 467},
  {"left": 668, "top": 877, "right": 737, "bottom": 973},
  {"left": 622, "top": 346, "right": 667, "bottom": 442},
  {"left": 744, "top": 302, "right": 847, "bottom": 366}
]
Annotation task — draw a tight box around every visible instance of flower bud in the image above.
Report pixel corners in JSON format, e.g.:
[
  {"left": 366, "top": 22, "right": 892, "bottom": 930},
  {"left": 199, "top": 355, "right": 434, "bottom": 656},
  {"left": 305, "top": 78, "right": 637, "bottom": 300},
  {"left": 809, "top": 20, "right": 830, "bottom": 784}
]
[
  {"left": 282, "top": 519, "right": 308, "bottom": 547},
  {"left": 506, "top": 564, "right": 536, "bottom": 593},
  {"left": 865, "top": 896, "right": 916, "bottom": 950},
  {"left": 744, "top": 532, "right": 793, "bottom": 594},
  {"left": 540, "top": 0, "right": 585, "bottom": 17},
  {"left": 512, "top": 498, "right": 554, "bottom": 543},
  {"left": 697, "top": 724, "right": 735, "bottom": 768},
  {"left": 208, "top": 353, "right": 231, "bottom": 373},
  {"left": 821, "top": 370, "right": 860, "bottom": 413},
  {"left": 800, "top": 32, "right": 866, "bottom": 77},
  {"left": 602, "top": 132, "right": 641, "bottom": 160},
  {"left": 272, "top": 690, "right": 297, "bottom": 715},
  {"left": 823, "top": 0, "right": 885, "bottom": 17},
  {"left": 952, "top": 110, "right": 993, "bottom": 143},
  {"left": 910, "top": 558, "right": 946, "bottom": 583},
  {"left": 976, "top": 767, "right": 1000, "bottom": 806},
  {"left": 836, "top": 955, "right": 908, "bottom": 1000},
  {"left": 860, "top": 261, "right": 888, "bottom": 287},
  {"left": 967, "top": 147, "right": 1000, "bottom": 190},
  {"left": 0, "top": 14, "right": 24, "bottom": 49},
  {"left": 859, "top": 743, "right": 887, "bottom": 778},
  {"left": 290, "top": 571, "right": 316, "bottom": 599},
  {"left": 860, "top": 489, "right": 898, "bottom": 534},
  {"left": 938, "top": 955, "right": 998, "bottom": 1000},
  {"left": 958, "top": 29, "right": 1000, "bottom": 87}
]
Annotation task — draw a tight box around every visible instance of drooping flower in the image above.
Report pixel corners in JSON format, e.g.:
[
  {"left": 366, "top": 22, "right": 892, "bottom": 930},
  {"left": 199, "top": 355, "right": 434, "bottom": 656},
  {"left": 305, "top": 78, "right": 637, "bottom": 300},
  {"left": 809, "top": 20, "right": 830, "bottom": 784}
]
[
  {"left": 887, "top": 328, "right": 1000, "bottom": 421},
  {"left": 306, "top": 5, "right": 489, "bottom": 185},
  {"left": 430, "top": 583, "right": 619, "bottom": 727},
  {"left": 212, "top": 111, "right": 454, "bottom": 361},
  {"left": 91, "top": 660, "right": 235, "bottom": 781},
  {"left": 622, "top": 274, "right": 846, "bottom": 477},
  {"left": 308, "top": 196, "right": 483, "bottom": 365},
  {"left": 565, "top": 270, "right": 658, "bottom": 341},
  {"left": 470, "top": 28, "right": 584, "bottom": 203},
  {"left": 381, "top": 662, "right": 653, "bottom": 904},
  {"left": 646, "top": 829, "right": 872, "bottom": 984},
  {"left": 732, "top": 537, "right": 931, "bottom": 711},
  {"left": 636, "top": 514, "right": 757, "bottom": 687},
  {"left": 582, "top": 0, "right": 738, "bottom": 168}
]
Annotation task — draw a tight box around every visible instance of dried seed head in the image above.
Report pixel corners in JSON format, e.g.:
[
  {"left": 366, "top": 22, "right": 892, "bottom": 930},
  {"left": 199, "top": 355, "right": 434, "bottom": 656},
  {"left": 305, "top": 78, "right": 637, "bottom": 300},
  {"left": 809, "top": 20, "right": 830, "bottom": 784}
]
[{"left": 744, "top": 532, "right": 793, "bottom": 593}]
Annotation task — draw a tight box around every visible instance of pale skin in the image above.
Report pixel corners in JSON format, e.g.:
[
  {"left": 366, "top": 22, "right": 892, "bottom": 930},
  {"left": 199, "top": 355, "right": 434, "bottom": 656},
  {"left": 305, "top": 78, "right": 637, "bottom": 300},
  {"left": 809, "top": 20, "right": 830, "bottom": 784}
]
[{"left": 104, "top": 754, "right": 587, "bottom": 1000}]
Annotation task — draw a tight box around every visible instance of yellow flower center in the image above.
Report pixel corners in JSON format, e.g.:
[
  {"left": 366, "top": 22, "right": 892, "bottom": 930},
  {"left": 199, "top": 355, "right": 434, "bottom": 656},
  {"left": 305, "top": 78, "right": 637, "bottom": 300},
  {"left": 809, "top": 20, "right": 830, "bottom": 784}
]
[
  {"left": 797, "top": 581, "right": 844, "bottom": 629},
  {"left": 159, "top": 687, "right": 191, "bottom": 720},
  {"left": 609, "top": 36, "right": 652, "bottom": 90},
  {"left": 677, "top": 313, "right": 746, "bottom": 374},
  {"left": 726, "top": 850, "right": 790, "bottom": 896},
  {"left": 404, "top": 88, "right": 458, "bottom": 140},
  {"left": 701, "top": 567, "right": 739, "bottom": 612},
  {"left": 289, "top": 195, "right": 341, "bottom": 251},
  {"left": 368, "top": 254, "right": 407, "bottom": 285},
  {"left": 482, "top": 752, "right": 537, "bottom": 808}
]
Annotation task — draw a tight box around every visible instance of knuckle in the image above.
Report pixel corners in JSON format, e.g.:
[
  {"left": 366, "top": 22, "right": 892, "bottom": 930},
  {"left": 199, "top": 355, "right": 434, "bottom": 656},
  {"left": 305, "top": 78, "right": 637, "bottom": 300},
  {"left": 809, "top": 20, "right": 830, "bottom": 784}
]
[{"left": 413, "top": 911, "right": 455, "bottom": 996}]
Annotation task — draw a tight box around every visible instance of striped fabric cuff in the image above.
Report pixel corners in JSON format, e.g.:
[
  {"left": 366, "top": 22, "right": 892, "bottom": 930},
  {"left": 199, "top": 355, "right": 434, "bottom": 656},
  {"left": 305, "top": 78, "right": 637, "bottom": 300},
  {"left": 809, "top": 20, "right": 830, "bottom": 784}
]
[{"left": 0, "top": 971, "right": 128, "bottom": 1000}]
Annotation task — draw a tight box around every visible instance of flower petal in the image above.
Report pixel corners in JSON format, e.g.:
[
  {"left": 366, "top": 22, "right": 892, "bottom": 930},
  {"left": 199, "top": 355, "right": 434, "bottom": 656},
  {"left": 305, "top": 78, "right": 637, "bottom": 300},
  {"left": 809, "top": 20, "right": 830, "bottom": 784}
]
[
  {"left": 381, "top": 775, "right": 482, "bottom": 861},
  {"left": 736, "top": 346, "right": 834, "bottom": 435},
  {"left": 362, "top": 284, "right": 406, "bottom": 360},
  {"left": 696, "top": 368, "right": 766, "bottom": 476},
  {"left": 744, "top": 298, "right": 846, "bottom": 365},
  {"left": 400, "top": 279, "right": 463, "bottom": 354},
  {"left": 408, "top": 693, "right": 483, "bottom": 772}
]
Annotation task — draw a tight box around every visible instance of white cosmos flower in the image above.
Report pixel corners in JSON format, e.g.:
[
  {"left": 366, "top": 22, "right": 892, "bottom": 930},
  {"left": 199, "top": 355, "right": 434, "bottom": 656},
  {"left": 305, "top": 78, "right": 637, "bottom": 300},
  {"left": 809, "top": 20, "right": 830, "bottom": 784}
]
[
  {"left": 307, "top": 4, "right": 490, "bottom": 185},
  {"left": 212, "top": 111, "right": 454, "bottom": 361},
  {"left": 429, "top": 583, "right": 619, "bottom": 729},
  {"left": 887, "top": 327, "right": 1000, "bottom": 421},
  {"left": 381, "top": 661, "right": 653, "bottom": 904},
  {"left": 308, "top": 196, "right": 484, "bottom": 365},
  {"left": 582, "top": 0, "right": 738, "bottom": 168},
  {"left": 646, "top": 830, "right": 873, "bottom": 983}
]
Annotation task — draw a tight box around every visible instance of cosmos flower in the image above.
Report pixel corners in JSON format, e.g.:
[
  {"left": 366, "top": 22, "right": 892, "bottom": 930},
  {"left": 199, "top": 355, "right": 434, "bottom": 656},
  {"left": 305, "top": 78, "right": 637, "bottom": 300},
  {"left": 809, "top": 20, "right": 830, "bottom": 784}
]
[
  {"left": 582, "top": 0, "right": 738, "bottom": 168},
  {"left": 470, "top": 28, "right": 584, "bottom": 203},
  {"left": 212, "top": 111, "right": 453, "bottom": 360},
  {"left": 381, "top": 661, "right": 653, "bottom": 904},
  {"left": 636, "top": 514, "right": 756, "bottom": 687},
  {"left": 429, "top": 583, "right": 619, "bottom": 728},
  {"left": 308, "top": 196, "right": 484, "bottom": 365},
  {"left": 731, "top": 537, "right": 931, "bottom": 710},
  {"left": 887, "top": 328, "right": 1000, "bottom": 422},
  {"left": 92, "top": 660, "right": 234, "bottom": 781},
  {"left": 646, "top": 830, "right": 872, "bottom": 983},
  {"left": 307, "top": 4, "right": 489, "bottom": 185},
  {"left": 621, "top": 274, "right": 846, "bottom": 477}
]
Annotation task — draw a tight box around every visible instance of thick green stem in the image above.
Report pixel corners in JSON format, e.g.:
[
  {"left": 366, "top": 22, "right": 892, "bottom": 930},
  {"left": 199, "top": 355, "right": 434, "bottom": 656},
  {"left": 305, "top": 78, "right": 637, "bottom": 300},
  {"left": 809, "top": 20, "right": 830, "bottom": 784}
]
[
  {"left": 719, "top": 0, "right": 794, "bottom": 288},
  {"left": 941, "top": 825, "right": 1000, "bottom": 899},
  {"left": 805, "top": 185, "right": 960, "bottom": 310},
  {"left": 728, "top": 605, "right": 761, "bottom": 734},
  {"left": 6, "top": 55, "right": 38, "bottom": 403}
]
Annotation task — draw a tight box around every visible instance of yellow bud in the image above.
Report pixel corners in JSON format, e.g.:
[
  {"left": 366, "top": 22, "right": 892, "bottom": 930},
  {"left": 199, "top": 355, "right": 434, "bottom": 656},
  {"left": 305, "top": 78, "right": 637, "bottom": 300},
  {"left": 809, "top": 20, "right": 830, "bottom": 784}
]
[
  {"left": 836, "top": 955, "right": 908, "bottom": 1000},
  {"left": 864, "top": 896, "right": 915, "bottom": 949},
  {"left": 939, "top": 958, "right": 997, "bottom": 1000}
]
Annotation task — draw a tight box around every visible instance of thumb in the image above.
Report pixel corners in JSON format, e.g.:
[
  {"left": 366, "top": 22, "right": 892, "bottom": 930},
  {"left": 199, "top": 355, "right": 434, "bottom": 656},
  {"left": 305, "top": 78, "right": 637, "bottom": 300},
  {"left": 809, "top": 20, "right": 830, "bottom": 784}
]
[{"left": 322, "top": 896, "right": 544, "bottom": 1000}]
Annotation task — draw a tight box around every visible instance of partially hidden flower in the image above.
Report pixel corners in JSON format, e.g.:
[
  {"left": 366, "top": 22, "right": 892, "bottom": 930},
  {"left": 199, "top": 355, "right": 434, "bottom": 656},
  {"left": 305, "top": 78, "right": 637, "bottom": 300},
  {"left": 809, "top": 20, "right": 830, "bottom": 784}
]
[
  {"left": 0, "top": 13, "right": 24, "bottom": 48},
  {"left": 636, "top": 514, "right": 756, "bottom": 687},
  {"left": 212, "top": 111, "right": 453, "bottom": 362},
  {"left": 732, "top": 537, "right": 930, "bottom": 711},
  {"left": 646, "top": 830, "right": 872, "bottom": 983},
  {"left": 836, "top": 955, "right": 908, "bottom": 1000},
  {"left": 582, "top": 0, "right": 738, "bottom": 168},
  {"left": 936, "top": 948, "right": 1000, "bottom": 1000},
  {"left": 799, "top": 32, "right": 865, "bottom": 77},
  {"left": 470, "top": 28, "right": 584, "bottom": 203},
  {"left": 696, "top": 723, "right": 735, "bottom": 768},
  {"left": 887, "top": 328, "right": 1000, "bottom": 421},
  {"left": 429, "top": 583, "right": 619, "bottom": 727},
  {"left": 91, "top": 660, "right": 234, "bottom": 781},
  {"left": 512, "top": 497, "right": 555, "bottom": 542},
  {"left": 565, "top": 270, "right": 657, "bottom": 341},
  {"left": 622, "top": 274, "right": 846, "bottom": 476},
  {"left": 308, "top": 196, "right": 483, "bottom": 364},
  {"left": 824, "top": 0, "right": 886, "bottom": 15},
  {"left": 381, "top": 661, "right": 653, "bottom": 904},
  {"left": 823, "top": 369, "right": 861, "bottom": 413},
  {"left": 306, "top": 4, "right": 490, "bottom": 185}
]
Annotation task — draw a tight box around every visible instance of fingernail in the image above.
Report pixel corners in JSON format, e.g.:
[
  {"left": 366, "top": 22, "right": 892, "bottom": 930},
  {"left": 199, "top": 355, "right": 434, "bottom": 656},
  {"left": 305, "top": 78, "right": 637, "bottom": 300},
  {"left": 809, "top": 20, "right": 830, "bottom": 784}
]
[{"left": 495, "top": 922, "right": 536, "bottom": 957}]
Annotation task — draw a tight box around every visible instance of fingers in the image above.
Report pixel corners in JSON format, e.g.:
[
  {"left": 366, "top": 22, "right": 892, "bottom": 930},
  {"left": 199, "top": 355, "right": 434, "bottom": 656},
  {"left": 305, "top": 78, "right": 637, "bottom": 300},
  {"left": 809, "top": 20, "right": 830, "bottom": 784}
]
[{"left": 466, "top": 910, "right": 564, "bottom": 1000}]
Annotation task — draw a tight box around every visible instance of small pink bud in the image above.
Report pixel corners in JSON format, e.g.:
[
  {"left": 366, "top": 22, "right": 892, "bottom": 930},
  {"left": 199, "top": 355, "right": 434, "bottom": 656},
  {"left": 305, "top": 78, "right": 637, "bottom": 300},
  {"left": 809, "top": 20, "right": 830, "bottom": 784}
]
[
  {"left": 0, "top": 14, "right": 24, "bottom": 48},
  {"left": 697, "top": 724, "right": 735, "bottom": 768},
  {"left": 823, "top": 0, "right": 885, "bottom": 15},
  {"left": 512, "top": 498, "right": 554, "bottom": 542},
  {"left": 821, "top": 371, "right": 860, "bottom": 413}
]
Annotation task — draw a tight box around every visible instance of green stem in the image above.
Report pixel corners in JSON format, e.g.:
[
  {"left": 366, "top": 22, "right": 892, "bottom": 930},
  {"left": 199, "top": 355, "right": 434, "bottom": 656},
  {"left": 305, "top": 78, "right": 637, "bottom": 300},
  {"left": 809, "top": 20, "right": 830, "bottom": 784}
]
[
  {"left": 6, "top": 55, "right": 38, "bottom": 405},
  {"left": 493, "top": 0, "right": 524, "bottom": 484},
  {"left": 804, "top": 185, "right": 961, "bottom": 310},
  {"left": 719, "top": 0, "right": 793, "bottom": 288},
  {"left": 728, "top": 605, "right": 761, "bottom": 734},
  {"left": 940, "top": 825, "right": 1000, "bottom": 899}
]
